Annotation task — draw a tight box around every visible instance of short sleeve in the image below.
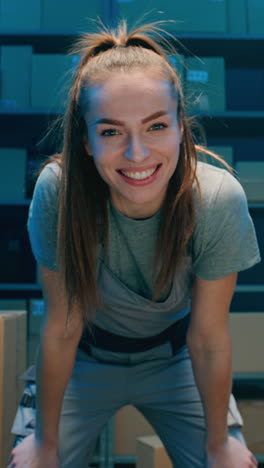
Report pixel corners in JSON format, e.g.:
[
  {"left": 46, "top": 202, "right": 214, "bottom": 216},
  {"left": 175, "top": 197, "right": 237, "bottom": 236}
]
[
  {"left": 27, "top": 162, "right": 61, "bottom": 271},
  {"left": 192, "top": 167, "right": 261, "bottom": 280}
]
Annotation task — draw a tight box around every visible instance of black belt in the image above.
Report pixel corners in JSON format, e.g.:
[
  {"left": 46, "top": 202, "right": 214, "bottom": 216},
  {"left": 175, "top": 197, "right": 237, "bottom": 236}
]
[{"left": 78, "top": 313, "right": 190, "bottom": 355}]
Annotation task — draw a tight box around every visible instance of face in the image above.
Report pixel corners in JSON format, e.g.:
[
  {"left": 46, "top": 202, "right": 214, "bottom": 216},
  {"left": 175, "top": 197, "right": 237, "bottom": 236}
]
[{"left": 84, "top": 70, "right": 183, "bottom": 218}]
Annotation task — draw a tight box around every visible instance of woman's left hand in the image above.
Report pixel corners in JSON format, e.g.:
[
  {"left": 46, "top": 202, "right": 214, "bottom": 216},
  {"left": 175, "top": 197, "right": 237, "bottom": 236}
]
[{"left": 206, "top": 435, "right": 258, "bottom": 468}]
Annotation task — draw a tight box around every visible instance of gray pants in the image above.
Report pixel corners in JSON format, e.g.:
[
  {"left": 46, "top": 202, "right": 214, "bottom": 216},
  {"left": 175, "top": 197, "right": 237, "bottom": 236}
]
[{"left": 58, "top": 342, "right": 245, "bottom": 468}]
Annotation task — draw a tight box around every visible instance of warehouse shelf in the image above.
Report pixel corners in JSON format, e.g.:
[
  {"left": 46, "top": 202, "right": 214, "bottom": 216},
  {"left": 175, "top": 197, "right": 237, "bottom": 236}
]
[
  {"left": 2, "top": 108, "right": 264, "bottom": 118},
  {"left": 0, "top": 284, "right": 42, "bottom": 299},
  {"left": 0, "top": 199, "right": 264, "bottom": 209},
  {"left": 1, "top": 110, "right": 264, "bottom": 144},
  {"left": 194, "top": 111, "right": 264, "bottom": 136},
  {"left": 235, "top": 284, "right": 264, "bottom": 293},
  {"left": 0, "top": 199, "right": 31, "bottom": 206},
  {"left": 1, "top": 282, "right": 264, "bottom": 300},
  {"left": 1, "top": 13, "right": 264, "bottom": 468},
  {"left": 0, "top": 198, "right": 263, "bottom": 212},
  {"left": 0, "top": 31, "right": 264, "bottom": 65}
]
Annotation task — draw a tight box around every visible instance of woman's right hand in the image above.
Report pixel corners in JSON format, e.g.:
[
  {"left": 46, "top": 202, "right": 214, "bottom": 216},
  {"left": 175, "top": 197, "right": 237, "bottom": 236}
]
[{"left": 10, "top": 433, "right": 60, "bottom": 468}]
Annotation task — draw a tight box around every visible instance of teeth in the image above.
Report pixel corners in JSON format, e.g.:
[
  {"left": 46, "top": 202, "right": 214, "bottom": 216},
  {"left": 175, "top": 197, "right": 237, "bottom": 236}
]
[{"left": 120, "top": 167, "right": 157, "bottom": 180}]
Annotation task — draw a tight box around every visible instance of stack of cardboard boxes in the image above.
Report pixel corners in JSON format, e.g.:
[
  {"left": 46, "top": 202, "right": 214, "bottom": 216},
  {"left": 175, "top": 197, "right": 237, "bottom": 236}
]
[
  {"left": 117, "top": 0, "right": 264, "bottom": 34},
  {"left": 0, "top": 0, "right": 263, "bottom": 34},
  {"left": 230, "top": 312, "right": 264, "bottom": 461},
  {"left": 0, "top": 302, "right": 27, "bottom": 468},
  {"left": 0, "top": 0, "right": 104, "bottom": 31}
]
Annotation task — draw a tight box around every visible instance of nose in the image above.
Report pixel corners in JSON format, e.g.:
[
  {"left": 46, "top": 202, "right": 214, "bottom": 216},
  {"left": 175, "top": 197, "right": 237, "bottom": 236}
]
[{"left": 124, "top": 135, "right": 150, "bottom": 162}]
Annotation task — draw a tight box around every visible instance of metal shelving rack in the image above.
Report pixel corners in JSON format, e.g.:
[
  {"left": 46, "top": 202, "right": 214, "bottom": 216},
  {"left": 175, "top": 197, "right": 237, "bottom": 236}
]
[{"left": 0, "top": 5, "right": 264, "bottom": 467}]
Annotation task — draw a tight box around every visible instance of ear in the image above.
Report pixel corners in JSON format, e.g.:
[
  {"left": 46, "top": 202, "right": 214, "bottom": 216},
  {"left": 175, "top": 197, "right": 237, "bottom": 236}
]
[
  {"left": 179, "top": 119, "right": 184, "bottom": 143},
  {"left": 83, "top": 136, "right": 92, "bottom": 157}
]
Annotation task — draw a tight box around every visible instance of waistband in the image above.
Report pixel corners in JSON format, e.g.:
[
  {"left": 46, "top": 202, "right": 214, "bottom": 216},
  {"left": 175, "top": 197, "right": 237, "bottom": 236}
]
[{"left": 78, "top": 313, "right": 190, "bottom": 354}]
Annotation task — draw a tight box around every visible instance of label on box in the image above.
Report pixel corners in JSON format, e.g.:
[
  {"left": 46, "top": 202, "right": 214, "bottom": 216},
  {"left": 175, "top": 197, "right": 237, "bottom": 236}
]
[
  {"left": 31, "top": 300, "right": 44, "bottom": 316},
  {"left": 187, "top": 70, "right": 208, "bottom": 82},
  {"left": 0, "top": 99, "right": 17, "bottom": 109}
]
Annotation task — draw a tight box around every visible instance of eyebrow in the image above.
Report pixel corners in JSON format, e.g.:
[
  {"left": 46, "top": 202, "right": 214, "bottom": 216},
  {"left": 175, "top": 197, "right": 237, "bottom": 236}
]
[{"left": 94, "top": 110, "right": 168, "bottom": 126}]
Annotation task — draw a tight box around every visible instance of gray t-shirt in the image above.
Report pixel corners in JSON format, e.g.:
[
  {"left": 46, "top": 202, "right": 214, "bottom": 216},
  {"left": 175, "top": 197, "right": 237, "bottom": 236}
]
[{"left": 27, "top": 161, "right": 261, "bottom": 315}]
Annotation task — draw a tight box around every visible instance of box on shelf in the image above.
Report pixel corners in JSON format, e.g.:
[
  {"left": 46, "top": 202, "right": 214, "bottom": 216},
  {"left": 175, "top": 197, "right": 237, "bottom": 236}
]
[
  {"left": 117, "top": 0, "right": 227, "bottom": 33},
  {"left": 136, "top": 435, "right": 172, "bottom": 468},
  {"left": 227, "top": 0, "right": 247, "bottom": 33},
  {"left": 0, "top": 149, "right": 27, "bottom": 201},
  {"left": 185, "top": 57, "right": 226, "bottom": 113},
  {"left": 31, "top": 54, "right": 79, "bottom": 110},
  {"left": 0, "top": 309, "right": 27, "bottom": 468},
  {"left": 41, "top": 0, "right": 104, "bottom": 31},
  {"left": 0, "top": 46, "right": 32, "bottom": 109},
  {"left": 168, "top": 54, "right": 185, "bottom": 89},
  {"left": 115, "top": 405, "right": 155, "bottom": 456},
  {"left": 229, "top": 312, "right": 264, "bottom": 374},
  {"left": 236, "top": 161, "right": 264, "bottom": 202},
  {"left": 247, "top": 0, "right": 264, "bottom": 34},
  {"left": 238, "top": 400, "right": 264, "bottom": 455},
  {"left": 0, "top": 0, "right": 41, "bottom": 30},
  {"left": 199, "top": 146, "right": 233, "bottom": 168},
  {"left": 0, "top": 300, "right": 27, "bottom": 312}
]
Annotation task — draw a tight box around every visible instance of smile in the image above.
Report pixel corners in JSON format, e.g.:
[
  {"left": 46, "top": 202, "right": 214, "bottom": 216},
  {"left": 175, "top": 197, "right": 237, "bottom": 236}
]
[{"left": 118, "top": 165, "right": 160, "bottom": 180}]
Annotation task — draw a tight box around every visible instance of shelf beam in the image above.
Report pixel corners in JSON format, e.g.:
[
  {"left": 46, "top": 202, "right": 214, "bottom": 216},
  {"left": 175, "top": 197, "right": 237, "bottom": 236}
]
[{"left": 0, "top": 31, "right": 263, "bottom": 65}]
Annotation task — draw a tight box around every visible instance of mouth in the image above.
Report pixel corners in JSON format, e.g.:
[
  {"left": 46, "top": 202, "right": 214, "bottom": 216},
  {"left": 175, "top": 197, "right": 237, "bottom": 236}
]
[{"left": 117, "top": 164, "right": 161, "bottom": 181}]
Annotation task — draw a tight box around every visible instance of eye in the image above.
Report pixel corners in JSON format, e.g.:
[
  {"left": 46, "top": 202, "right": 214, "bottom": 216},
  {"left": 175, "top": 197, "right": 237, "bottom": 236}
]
[
  {"left": 100, "top": 128, "right": 119, "bottom": 137},
  {"left": 149, "top": 122, "right": 168, "bottom": 131}
]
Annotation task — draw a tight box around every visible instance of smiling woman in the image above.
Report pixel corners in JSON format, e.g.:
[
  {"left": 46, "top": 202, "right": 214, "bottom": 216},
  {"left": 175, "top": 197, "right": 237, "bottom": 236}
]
[
  {"left": 84, "top": 71, "right": 183, "bottom": 218},
  {"left": 10, "top": 19, "right": 260, "bottom": 468}
]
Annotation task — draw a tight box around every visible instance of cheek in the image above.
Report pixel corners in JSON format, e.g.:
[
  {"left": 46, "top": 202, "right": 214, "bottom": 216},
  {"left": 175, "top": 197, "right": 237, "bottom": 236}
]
[{"left": 164, "top": 135, "right": 181, "bottom": 158}]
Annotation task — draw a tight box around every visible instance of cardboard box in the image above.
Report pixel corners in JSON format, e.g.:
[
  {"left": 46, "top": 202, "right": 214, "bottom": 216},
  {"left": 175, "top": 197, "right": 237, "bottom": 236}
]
[
  {"left": 168, "top": 54, "right": 185, "bottom": 90},
  {"left": 238, "top": 400, "right": 264, "bottom": 454},
  {"left": 247, "top": 0, "right": 264, "bottom": 34},
  {"left": 31, "top": 54, "right": 78, "bottom": 110},
  {"left": 0, "top": 303, "right": 27, "bottom": 402},
  {"left": 229, "top": 313, "right": 264, "bottom": 374},
  {"left": 136, "top": 435, "right": 172, "bottom": 468},
  {"left": 199, "top": 146, "right": 233, "bottom": 168},
  {"left": 0, "top": 0, "right": 41, "bottom": 30},
  {"left": 0, "top": 46, "right": 32, "bottom": 109},
  {"left": 0, "top": 149, "right": 27, "bottom": 201},
  {"left": 0, "top": 300, "right": 27, "bottom": 312},
  {"left": 236, "top": 162, "right": 264, "bottom": 202},
  {"left": 227, "top": 0, "right": 247, "bottom": 33},
  {"left": 115, "top": 405, "right": 155, "bottom": 455},
  {"left": 0, "top": 310, "right": 27, "bottom": 468},
  {"left": 117, "top": 0, "right": 227, "bottom": 33},
  {"left": 41, "top": 0, "right": 104, "bottom": 31},
  {"left": 185, "top": 57, "right": 226, "bottom": 113}
]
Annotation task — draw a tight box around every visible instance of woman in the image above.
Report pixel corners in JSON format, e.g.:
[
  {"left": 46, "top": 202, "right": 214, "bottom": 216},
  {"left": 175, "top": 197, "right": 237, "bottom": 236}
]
[{"left": 11, "top": 20, "right": 260, "bottom": 468}]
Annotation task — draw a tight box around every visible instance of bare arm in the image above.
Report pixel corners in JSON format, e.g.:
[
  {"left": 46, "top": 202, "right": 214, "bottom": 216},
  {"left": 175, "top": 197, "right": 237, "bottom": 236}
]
[
  {"left": 187, "top": 273, "right": 236, "bottom": 452},
  {"left": 35, "top": 265, "right": 83, "bottom": 450},
  {"left": 187, "top": 273, "right": 257, "bottom": 467}
]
